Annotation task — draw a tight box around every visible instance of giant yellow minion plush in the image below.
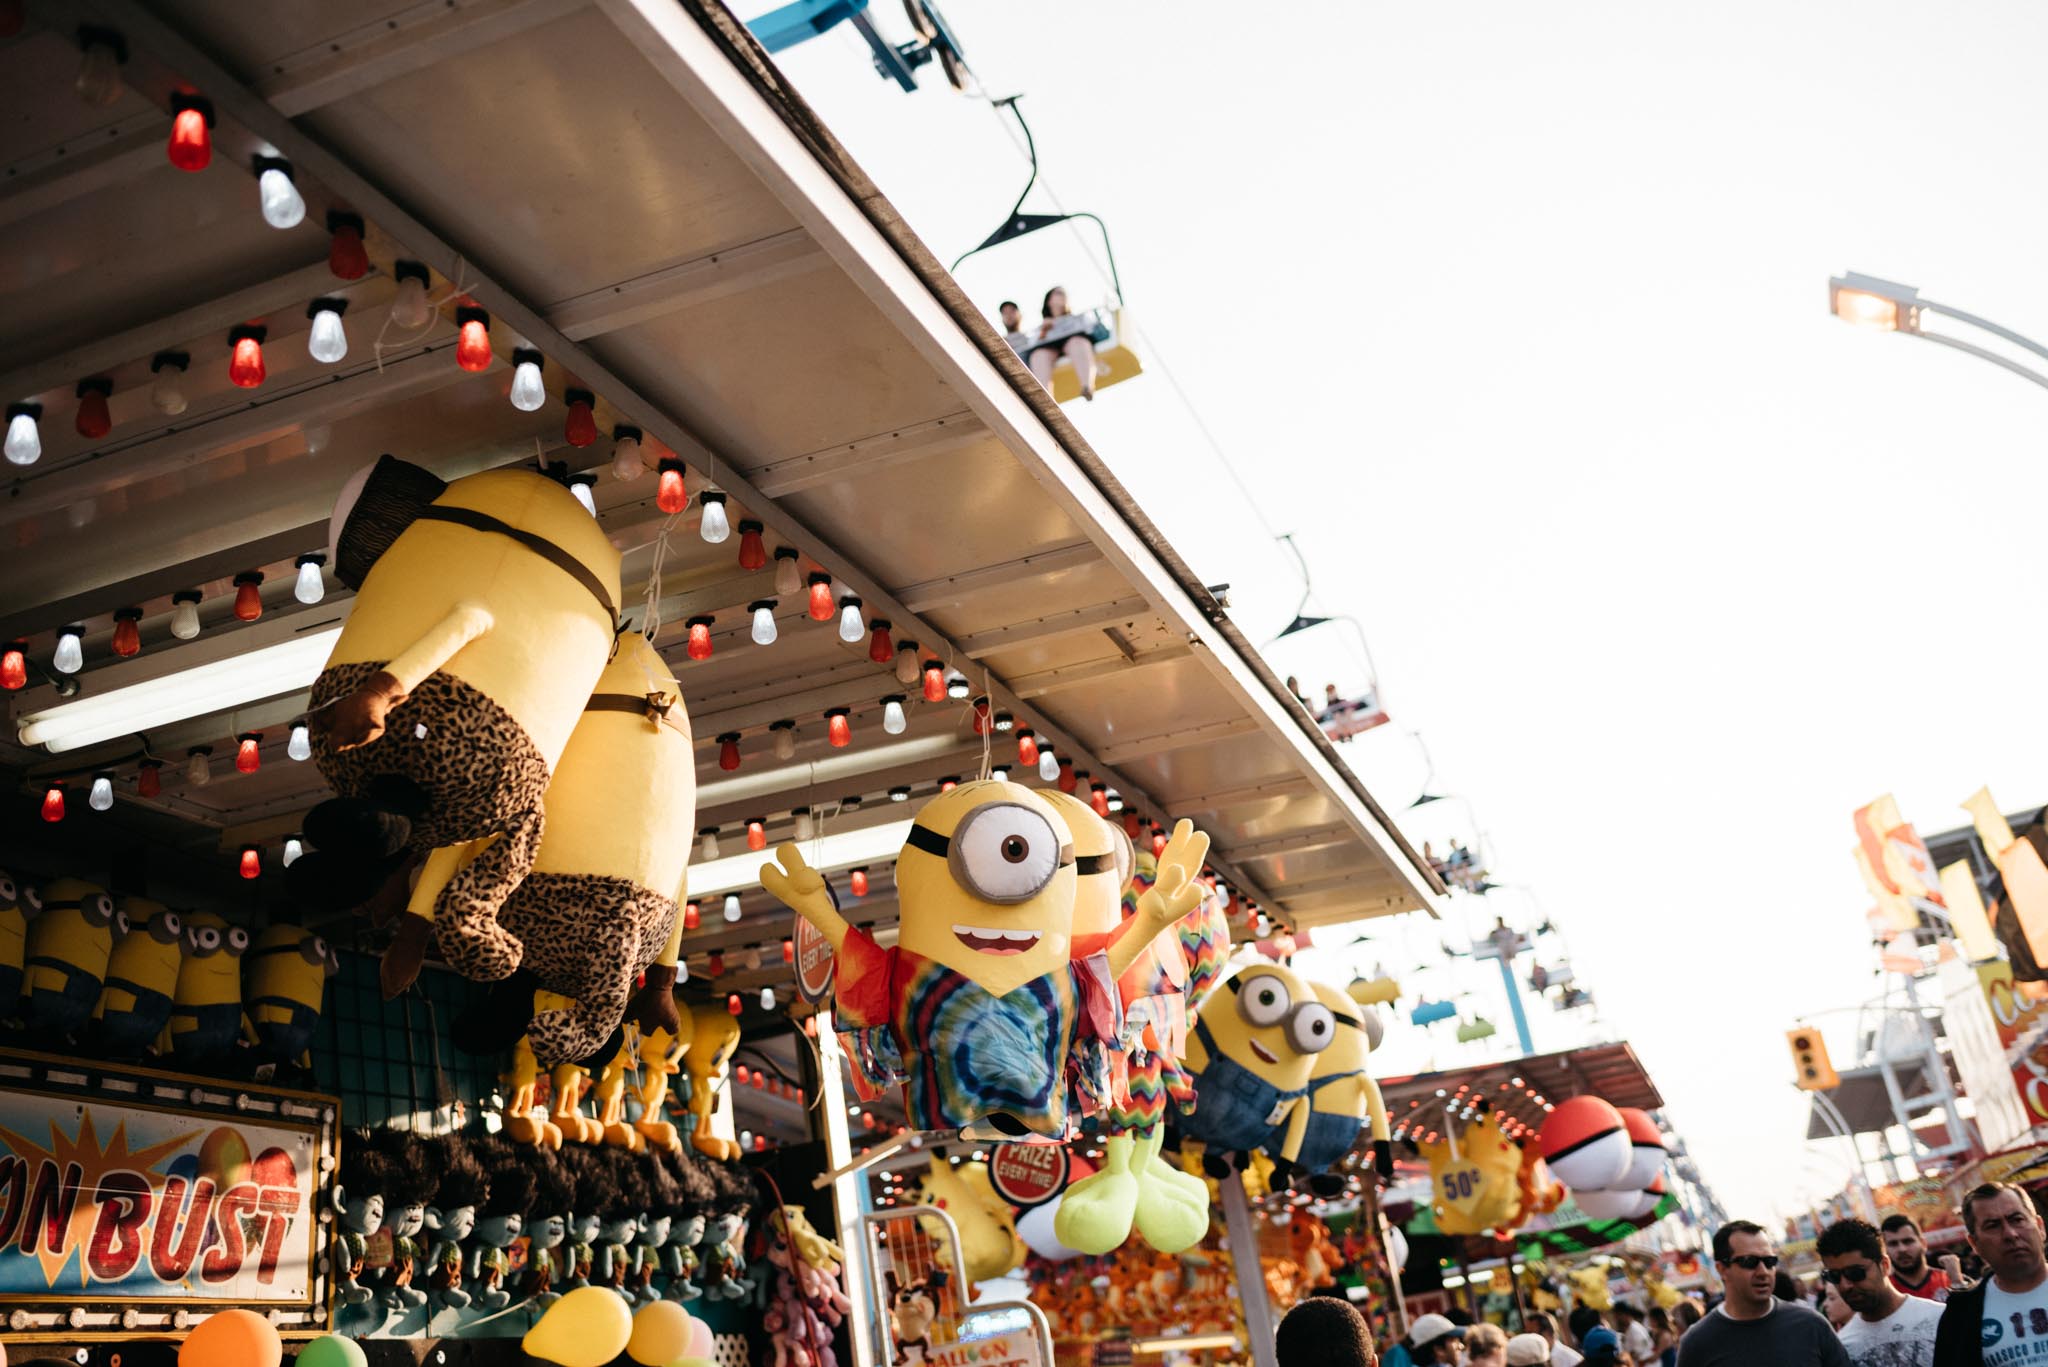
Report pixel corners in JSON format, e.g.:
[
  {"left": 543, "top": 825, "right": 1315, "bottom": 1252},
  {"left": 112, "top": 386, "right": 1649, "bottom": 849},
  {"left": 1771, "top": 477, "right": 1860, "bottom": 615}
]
[
  {"left": 243, "top": 924, "right": 339, "bottom": 1071},
  {"left": 0, "top": 869, "right": 41, "bottom": 1018},
  {"left": 1262, "top": 981, "right": 1391, "bottom": 1193},
  {"left": 24, "top": 877, "right": 118, "bottom": 1039},
  {"left": 92, "top": 897, "right": 183, "bottom": 1056},
  {"left": 160, "top": 912, "right": 249, "bottom": 1069},
  {"left": 1179, "top": 963, "right": 1329, "bottom": 1173},
  {"left": 763, "top": 782, "right": 1211, "bottom": 1140},
  {"left": 295, "top": 456, "right": 622, "bottom": 995},
  {"left": 437, "top": 630, "right": 692, "bottom": 1065},
  {"left": 685, "top": 1007, "right": 741, "bottom": 1160}
]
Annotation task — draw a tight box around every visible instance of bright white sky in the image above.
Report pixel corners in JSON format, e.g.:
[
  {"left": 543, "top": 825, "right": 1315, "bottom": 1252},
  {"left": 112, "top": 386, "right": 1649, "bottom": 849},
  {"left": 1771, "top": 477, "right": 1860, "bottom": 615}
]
[{"left": 763, "top": 1, "right": 2048, "bottom": 1224}]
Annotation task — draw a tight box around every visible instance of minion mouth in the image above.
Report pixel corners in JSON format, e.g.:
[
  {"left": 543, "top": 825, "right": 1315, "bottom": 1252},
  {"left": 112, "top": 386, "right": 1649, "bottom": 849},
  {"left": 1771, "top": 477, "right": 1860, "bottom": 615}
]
[
  {"left": 953, "top": 924, "right": 1042, "bottom": 955},
  {"left": 1248, "top": 1040, "right": 1278, "bottom": 1065}
]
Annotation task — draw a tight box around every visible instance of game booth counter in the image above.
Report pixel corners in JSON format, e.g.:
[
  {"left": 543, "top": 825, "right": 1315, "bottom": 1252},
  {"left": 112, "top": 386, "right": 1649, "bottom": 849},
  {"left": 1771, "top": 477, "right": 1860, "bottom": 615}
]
[{"left": 0, "top": 0, "right": 1451, "bottom": 1361}]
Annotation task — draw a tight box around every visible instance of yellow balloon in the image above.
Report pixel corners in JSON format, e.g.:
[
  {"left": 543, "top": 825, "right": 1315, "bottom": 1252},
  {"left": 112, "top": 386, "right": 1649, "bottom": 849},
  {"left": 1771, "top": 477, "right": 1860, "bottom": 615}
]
[
  {"left": 628, "top": 1300, "right": 697, "bottom": 1366},
  {"left": 523, "top": 1286, "right": 634, "bottom": 1367}
]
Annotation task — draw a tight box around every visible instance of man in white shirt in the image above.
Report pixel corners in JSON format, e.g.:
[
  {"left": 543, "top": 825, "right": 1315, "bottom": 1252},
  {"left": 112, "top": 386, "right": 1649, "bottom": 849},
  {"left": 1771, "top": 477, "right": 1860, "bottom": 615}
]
[
  {"left": 1524, "top": 1311, "right": 1582, "bottom": 1367},
  {"left": 1819, "top": 1216, "right": 1943, "bottom": 1364},
  {"left": 1935, "top": 1182, "right": 2048, "bottom": 1366},
  {"left": 1615, "top": 1303, "right": 1658, "bottom": 1362}
]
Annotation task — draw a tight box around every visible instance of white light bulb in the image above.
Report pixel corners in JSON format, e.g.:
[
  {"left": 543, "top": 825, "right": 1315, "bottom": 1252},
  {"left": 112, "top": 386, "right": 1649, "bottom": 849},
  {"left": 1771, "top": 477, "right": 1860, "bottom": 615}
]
[
  {"left": 700, "top": 831, "right": 720, "bottom": 861},
  {"left": 773, "top": 726, "right": 796, "bottom": 760},
  {"left": 723, "top": 893, "right": 742, "bottom": 923},
  {"left": 947, "top": 672, "right": 971, "bottom": 700},
  {"left": 294, "top": 559, "right": 325, "bottom": 604},
  {"left": 610, "top": 434, "right": 643, "bottom": 481},
  {"left": 750, "top": 604, "right": 778, "bottom": 646},
  {"left": 700, "top": 496, "right": 730, "bottom": 544},
  {"left": 53, "top": 630, "right": 82, "bottom": 675},
  {"left": 990, "top": 766, "right": 1009, "bottom": 782},
  {"left": 760, "top": 988, "right": 776, "bottom": 1011},
  {"left": 1039, "top": 748, "right": 1060, "bottom": 782},
  {"left": 740, "top": 1130, "right": 755, "bottom": 1150},
  {"left": 794, "top": 810, "right": 815, "bottom": 842},
  {"left": 170, "top": 596, "right": 201, "bottom": 640},
  {"left": 4, "top": 411, "right": 41, "bottom": 467},
  {"left": 288, "top": 724, "right": 311, "bottom": 762},
  {"left": 390, "top": 273, "right": 430, "bottom": 330},
  {"left": 282, "top": 837, "right": 304, "bottom": 867},
  {"left": 307, "top": 306, "right": 348, "bottom": 363},
  {"left": 837, "top": 600, "right": 864, "bottom": 645},
  {"left": 676, "top": 958, "right": 689, "bottom": 983},
  {"left": 883, "top": 698, "right": 907, "bottom": 735},
  {"left": 186, "top": 751, "right": 211, "bottom": 787},
  {"left": 773, "top": 554, "right": 801, "bottom": 597},
  {"left": 569, "top": 478, "right": 597, "bottom": 517},
  {"left": 257, "top": 166, "right": 306, "bottom": 230},
  {"left": 151, "top": 367, "right": 188, "bottom": 416},
  {"left": 509, "top": 358, "right": 545, "bottom": 412},
  {"left": 89, "top": 775, "right": 113, "bottom": 812}
]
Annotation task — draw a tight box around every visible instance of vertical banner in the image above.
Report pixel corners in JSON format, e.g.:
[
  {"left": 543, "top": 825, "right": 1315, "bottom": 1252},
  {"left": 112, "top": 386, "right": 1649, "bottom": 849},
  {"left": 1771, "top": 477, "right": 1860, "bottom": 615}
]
[
  {"left": 1976, "top": 961, "right": 2048, "bottom": 1136},
  {"left": 1938, "top": 956, "right": 2029, "bottom": 1152}
]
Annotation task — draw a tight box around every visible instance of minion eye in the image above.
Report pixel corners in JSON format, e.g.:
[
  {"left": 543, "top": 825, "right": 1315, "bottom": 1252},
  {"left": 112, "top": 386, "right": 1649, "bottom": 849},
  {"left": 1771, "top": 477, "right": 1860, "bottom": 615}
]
[
  {"left": 226, "top": 927, "right": 250, "bottom": 954},
  {"left": 948, "top": 802, "right": 1062, "bottom": 904},
  {"left": 0, "top": 876, "right": 14, "bottom": 901},
  {"left": 197, "top": 927, "right": 221, "bottom": 952},
  {"left": 22, "top": 887, "right": 40, "bottom": 913},
  {"left": 113, "top": 910, "right": 132, "bottom": 938},
  {"left": 159, "top": 912, "right": 183, "bottom": 943},
  {"left": 83, "top": 894, "right": 116, "bottom": 926},
  {"left": 1288, "top": 1002, "right": 1336, "bottom": 1053},
  {"left": 1239, "top": 976, "right": 1291, "bottom": 1027}
]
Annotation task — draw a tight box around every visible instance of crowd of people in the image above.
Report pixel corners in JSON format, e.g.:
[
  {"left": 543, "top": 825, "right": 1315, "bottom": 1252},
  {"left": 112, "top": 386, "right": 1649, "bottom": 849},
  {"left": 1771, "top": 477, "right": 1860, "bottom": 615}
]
[{"left": 1270, "top": 1183, "right": 2048, "bottom": 1367}]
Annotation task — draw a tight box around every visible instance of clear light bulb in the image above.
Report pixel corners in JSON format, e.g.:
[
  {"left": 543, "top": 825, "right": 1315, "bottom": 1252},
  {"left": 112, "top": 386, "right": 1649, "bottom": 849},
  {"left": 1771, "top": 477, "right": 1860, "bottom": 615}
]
[
  {"left": 895, "top": 645, "right": 919, "bottom": 686},
  {"left": 186, "top": 750, "right": 211, "bottom": 787},
  {"left": 1039, "top": 748, "right": 1060, "bottom": 782},
  {"left": 794, "top": 809, "right": 815, "bottom": 842},
  {"left": 307, "top": 304, "right": 347, "bottom": 363},
  {"left": 837, "top": 599, "right": 864, "bottom": 645},
  {"left": 700, "top": 829, "right": 720, "bottom": 861},
  {"left": 390, "top": 270, "right": 431, "bottom": 330},
  {"left": 151, "top": 363, "right": 188, "bottom": 415},
  {"left": 750, "top": 602, "right": 778, "bottom": 646},
  {"left": 293, "top": 557, "right": 325, "bottom": 604},
  {"left": 699, "top": 493, "right": 730, "bottom": 544},
  {"left": 509, "top": 356, "right": 545, "bottom": 412},
  {"left": 89, "top": 774, "right": 114, "bottom": 811},
  {"left": 288, "top": 724, "right": 311, "bottom": 762},
  {"left": 283, "top": 837, "right": 303, "bottom": 867},
  {"left": 773, "top": 725, "right": 796, "bottom": 760},
  {"left": 170, "top": 594, "right": 201, "bottom": 640},
  {"left": 882, "top": 697, "right": 907, "bottom": 735},
  {"left": 76, "top": 38, "right": 124, "bottom": 108},
  {"left": 610, "top": 430, "right": 643, "bottom": 481},
  {"left": 723, "top": 894, "right": 742, "bottom": 923},
  {"left": 760, "top": 988, "right": 776, "bottom": 1011},
  {"left": 257, "top": 165, "right": 306, "bottom": 229},
  {"left": 4, "top": 409, "right": 41, "bottom": 467},
  {"left": 773, "top": 550, "right": 801, "bottom": 597},
  {"left": 569, "top": 476, "right": 597, "bottom": 517},
  {"left": 52, "top": 629, "right": 82, "bottom": 675}
]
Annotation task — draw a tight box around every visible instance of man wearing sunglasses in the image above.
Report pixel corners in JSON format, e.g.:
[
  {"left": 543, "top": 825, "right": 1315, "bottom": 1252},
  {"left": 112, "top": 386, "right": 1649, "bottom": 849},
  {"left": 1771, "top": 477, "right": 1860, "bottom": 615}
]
[
  {"left": 1818, "top": 1217, "right": 1941, "bottom": 1363},
  {"left": 1677, "top": 1221, "right": 1850, "bottom": 1365}
]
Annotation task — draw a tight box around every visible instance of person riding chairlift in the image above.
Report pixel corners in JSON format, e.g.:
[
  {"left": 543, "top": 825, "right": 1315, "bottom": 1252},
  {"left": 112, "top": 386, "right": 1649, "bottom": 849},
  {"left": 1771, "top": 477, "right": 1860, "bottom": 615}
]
[{"left": 1028, "top": 286, "right": 1100, "bottom": 400}]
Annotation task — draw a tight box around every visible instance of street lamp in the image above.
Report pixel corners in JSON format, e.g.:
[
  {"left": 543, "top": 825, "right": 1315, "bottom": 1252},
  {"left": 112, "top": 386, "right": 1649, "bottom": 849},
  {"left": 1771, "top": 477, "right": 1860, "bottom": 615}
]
[{"left": 1829, "top": 270, "right": 2048, "bottom": 392}]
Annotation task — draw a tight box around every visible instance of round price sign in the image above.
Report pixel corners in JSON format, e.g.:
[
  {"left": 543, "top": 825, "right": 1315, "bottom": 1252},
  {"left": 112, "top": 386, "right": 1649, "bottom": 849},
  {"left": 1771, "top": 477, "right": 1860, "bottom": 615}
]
[
  {"left": 793, "top": 911, "right": 835, "bottom": 1004},
  {"left": 988, "top": 1142, "right": 1069, "bottom": 1209}
]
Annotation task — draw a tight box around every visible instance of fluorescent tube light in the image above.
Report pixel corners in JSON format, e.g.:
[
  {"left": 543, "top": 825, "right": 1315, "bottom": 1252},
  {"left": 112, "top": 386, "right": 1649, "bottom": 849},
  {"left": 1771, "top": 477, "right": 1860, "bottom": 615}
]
[{"left": 686, "top": 818, "right": 912, "bottom": 898}]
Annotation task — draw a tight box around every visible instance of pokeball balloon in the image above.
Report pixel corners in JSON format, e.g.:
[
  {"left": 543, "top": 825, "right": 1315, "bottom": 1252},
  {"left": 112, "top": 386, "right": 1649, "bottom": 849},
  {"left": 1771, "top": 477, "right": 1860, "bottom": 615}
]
[
  {"left": 1573, "top": 1186, "right": 1643, "bottom": 1223},
  {"left": 1618, "top": 1107, "right": 1665, "bottom": 1191},
  {"left": 1626, "top": 1173, "right": 1667, "bottom": 1221},
  {"left": 1539, "top": 1096, "right": 1629, "bottom": 1191}
]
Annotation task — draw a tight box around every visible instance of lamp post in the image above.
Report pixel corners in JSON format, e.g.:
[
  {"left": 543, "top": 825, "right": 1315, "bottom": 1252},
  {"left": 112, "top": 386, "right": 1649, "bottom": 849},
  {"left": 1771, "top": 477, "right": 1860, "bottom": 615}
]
[{"left": 1828, "top": 271, "right": 2048, "bottom": 392}]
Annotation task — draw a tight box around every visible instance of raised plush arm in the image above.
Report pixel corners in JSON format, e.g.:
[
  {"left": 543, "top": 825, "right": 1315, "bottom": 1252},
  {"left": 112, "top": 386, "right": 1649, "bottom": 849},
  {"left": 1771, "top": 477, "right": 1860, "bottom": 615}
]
[
  {"left": 1108, "top": 820, "right": 1210, "bottom": 980},
  {"left": 760, "top": 844, "right": 850, "bottom": 949}
]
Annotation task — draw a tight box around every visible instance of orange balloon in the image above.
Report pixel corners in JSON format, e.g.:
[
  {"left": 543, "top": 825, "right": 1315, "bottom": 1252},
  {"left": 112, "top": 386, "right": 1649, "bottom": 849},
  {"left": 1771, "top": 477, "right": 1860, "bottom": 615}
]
[{"left": 179, "top": 1308, "right": 281, "bottom": 1367}]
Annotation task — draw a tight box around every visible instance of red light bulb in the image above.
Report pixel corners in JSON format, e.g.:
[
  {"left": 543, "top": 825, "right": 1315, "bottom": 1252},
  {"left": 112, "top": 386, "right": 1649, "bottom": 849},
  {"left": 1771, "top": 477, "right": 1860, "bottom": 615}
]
[
  {"left": 111, "top": 608, "right": 142, "bottom": 658},
  {"left": 1058, "top": 760, "right": 1076, "bottom": 794},
  {"left": 166, "top": 96, "right": 211, "bottom": 172},
  {"left": 939, "top": 776, "right": 958, "bottom": 793},
  {"left": 737, "top": 520, "right": 767, "bottom": 572},
  {"left": 564, "top": 388, "right": 597, "bottom": 447},
  {"left": 40, "top": 784, "right": 63, "bottom": 823},
  {"left": 684, "top": 901, "right": 700, "bottom": 930},
  {"left": 228, "top": 327, "right": 266, "bottom": 388},
  {"left": 868, "top": 619, "right": 893, "bottom": 665},
  {"left": 1153, "top": 826, "right": 1169, "bottom": 856},
  {"left": 1090, "top": 783, "right": 1110, "bottom": 818},
  {"left": 137, "top": 761, "right": 161, "bottom": 798},
  {"left": 236, "top": 733, "right": 262, "bottom": 774},
  {"left": 718, "top": 733, "right": 741, "bottom": 772},
  {"left": 806, "top": 574, "right": 834, "bottom": 622},
  {"left": 754, "top": 1134, "right": 768, "bottom": 1152},
  {"left": 1123, "top": 810, "right": 1143, "bottom": 838},
  {"left": 454, "top": 307, "right": 492, "bottom": 372},
  {"left": 74, "top": 378, "right": 112, "bottom": 439},
  {"left": 708, "top": 951, "right": 725, "bottom": 977},
  {"left": 1, "top": 642, "right": 26, "bottom": 691},
  {"left": 239, "top": 845, "right": 260, "bottom": 879},
  {"left": 735, "top": 1065, "right": 751, "bottom": 1085},
  {"left": 686, "top": 616, "right": 715, "bottom": 662},
  {"left": 233, "top": 572, "right": 263, "bottom": 621},
  {"left": 825, "top": 708, "right": 851, "bottom": 748},
  {"left": 782, "top": 939, "right": 795, "bottom": 964},
  {"left": 752, "top": 1071, "right": 766, "bottom": 1089},
  {"left": 656, "top": 459, "right": 687, "bottom": 515},
  {"left": 328, "top": 214, "right": 369, "bottom": 279},
  {"left": 727, "top": 993, "right": 742, "bottom": 1016},
  {"left": 746, "top": 818, "right": 767, "bottom": 852},
  {"left": 850, "top": 867, "right": 869, "bottom": 898},
  {"left": 922, "top": 659, "right": 945, "bottom": 703},
  {"left": 972, "top": 696, "right": 992, "bottom": 735},
  {"left": 1017, "top": 729, "right": 1039, "bottom": 766}
]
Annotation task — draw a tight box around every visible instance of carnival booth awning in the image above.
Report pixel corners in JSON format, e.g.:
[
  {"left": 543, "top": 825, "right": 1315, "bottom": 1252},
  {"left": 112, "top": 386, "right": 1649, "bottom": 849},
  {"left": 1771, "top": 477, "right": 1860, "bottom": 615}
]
[
  {"left": 0, "top": 0, "right": 1442, "bottom": 944},
  {"left": 1381, "top": 1042, "right": 1664, "bottom": 1145}
]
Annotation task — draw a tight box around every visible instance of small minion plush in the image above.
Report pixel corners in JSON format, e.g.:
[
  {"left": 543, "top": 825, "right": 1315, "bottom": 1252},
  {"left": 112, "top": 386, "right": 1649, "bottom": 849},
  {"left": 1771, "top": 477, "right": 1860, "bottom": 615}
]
[
  {"left": 0, "top": 869, "right": 40, "bottom": 1018},
  {"left": 438, "top": 630, "right": 693, "bottom": 1065},
  {"left": 160, "top": 912, "right": 250, "bottom": 1069},
  {"left": 684, "top": 1008, "right": 741, "bottom": 1160},
  {"left": 1262, "top": 980, "right": 1391, "bottom": 1192},
  {"left": 1180, "top": 963, "right": 1331, "bottom": 1172},
  {"left": 92, "top": 897, "right": 184, "bottom": 1057},
  {"left": 296, "top": 456, "right": 623, "bottom": 995},
  {"left": 24, "top": 877, "right": 119, "bottom": 1039},
  {"left": 242, "top": 924, "right": 340, "bottom": 1071},
  {"left": 761, "top": 782, "right": 1210, "bottom": 1139}
]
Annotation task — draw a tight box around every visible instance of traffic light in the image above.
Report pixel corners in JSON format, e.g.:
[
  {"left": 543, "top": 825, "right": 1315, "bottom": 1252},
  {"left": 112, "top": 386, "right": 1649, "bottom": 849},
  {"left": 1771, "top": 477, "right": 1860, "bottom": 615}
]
[{"left": 1788, "top": 1028, "right": 1840, "bottom": 1091}]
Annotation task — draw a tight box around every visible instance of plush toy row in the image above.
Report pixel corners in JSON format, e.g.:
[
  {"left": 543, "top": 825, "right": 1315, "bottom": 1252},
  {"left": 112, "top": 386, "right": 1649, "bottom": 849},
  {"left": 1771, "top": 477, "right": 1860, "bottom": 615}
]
[{"left": 0, "top": 869, "right": 332, "bottom": 1077}]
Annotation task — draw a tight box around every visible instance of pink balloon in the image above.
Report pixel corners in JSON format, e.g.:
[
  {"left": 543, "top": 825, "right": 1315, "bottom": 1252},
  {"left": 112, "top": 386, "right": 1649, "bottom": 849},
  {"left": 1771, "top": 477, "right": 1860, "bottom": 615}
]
[{"left": 688, "top": 1316, "right": 715, "bottom": 1359}]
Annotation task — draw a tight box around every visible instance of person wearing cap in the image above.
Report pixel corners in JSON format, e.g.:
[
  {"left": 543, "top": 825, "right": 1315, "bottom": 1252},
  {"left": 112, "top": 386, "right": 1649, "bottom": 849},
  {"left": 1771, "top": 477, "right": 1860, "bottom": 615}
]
[
  {"left": 1275, "top": 1295, "right": 1377, "bottom": 1367},
  {"left": 1577, "top": 1327, "right": 1623, "bottom": 1367},
  {"left": 1507, "top": 1335, "right": 1553, "bottom": 1367},
  {"left": 1406, "top": 1313, "right": 1468, "bottom": 1364},
  {"left": 1677, "top": 1220, "right": 1850, "bottom": 1365}
]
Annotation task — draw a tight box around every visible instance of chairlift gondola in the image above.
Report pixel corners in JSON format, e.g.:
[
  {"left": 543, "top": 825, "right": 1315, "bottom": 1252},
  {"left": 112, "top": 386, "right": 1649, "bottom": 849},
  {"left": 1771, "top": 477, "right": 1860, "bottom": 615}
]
[
  {"left": 748, "top": 0, "right": 970, "bottom": 93},
  {"left": 953, "top": 97, "right": 1142, "bottom": 403}
]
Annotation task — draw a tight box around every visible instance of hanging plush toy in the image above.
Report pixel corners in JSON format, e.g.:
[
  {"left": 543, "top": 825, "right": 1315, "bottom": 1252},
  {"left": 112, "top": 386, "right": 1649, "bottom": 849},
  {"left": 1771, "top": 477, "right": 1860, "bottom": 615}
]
[
  {"left": 684, "top": 1008, "right": 741, "bottom": 1159},
  {"left": 367, "top": 1128, "right": 439, "bottom": 1311},
  {"left": 295, "top": 455, "right": 623, "bottom": 996},
  {"left": 1263, "top": 981, "right": 1391, "bottom": 1194},
  {"left": 0, "top": 869, "right": 38, "bottom": 1019},
  {"left": 466, "top": 1134, "right": 532, "bottom": 1310},
  {"left": 915, "top": 1155, "right": 1027, "bottom": 1285},
  {"left": 592, "top": 1029, "right": 645, "bottom": 1151},
  {"left": 242, "top": 924, "right": 339, "bottom": 1075},
  {"left": 159, "top": 912, "right": 249, "bottom": 1069},
  {"left": 594, "top": 1149, "right": 649, "bottom": 1301},
  {"left": 631, "top": 1150, "right": 681, "bottom": 1304},
  {"left": 92, "top": 897, "right": 182, "bottom": 1058},
  {"left": 334, "top": 1131, "right": 395, "bottom": 1308},
  {"left": 24, "top": 877, "right": 118, "bottom": 1039},
  {"left": 436, "top": 630, "right": 693, "bottom": 1062},
  {"left": 518, "top": 1144, "right": 578, "bottom": 1306},
  {"left": 885, "top": 1268, "right": 947, "bottom": 1366},
  {"left": 1179, "top": 963, "right": 1330, "bottom": 1174},
  {"left": 762, "top": 783, "right": 1211, "bottom": 1140},
  {"left": 634, "top": 1005, "right": 692, "bottom": 1153},
  {"left": 656, "top": 1148, "right": 716, "bottom": 1302},
  {"left": 767, "top": 1206, "right": 850, "bottom": 1367},
  {"left": 501, "top": 1033, "right": 562, "bottom": 1148},
  {"left": 550, "top": 1039, "right": 606, "bottom": 1146},
  {"left": 698, "top": 1195, "right": 751, "bottom": 1301},
  {"left": 1418, "top": 1110, "right": 1527, "bottom": 1236},
  {"left": 558, "top": 1146, "right": 606, "bottom": 1289},
  {"left": 425, "top": 1133, "right": 491, "bottom": 1309}
]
